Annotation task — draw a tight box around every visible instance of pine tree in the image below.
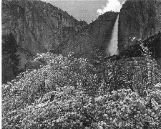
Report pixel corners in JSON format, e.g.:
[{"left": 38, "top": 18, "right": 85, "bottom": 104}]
[{"left": 2, "top": 33, "right": 19, "bottom": 82}]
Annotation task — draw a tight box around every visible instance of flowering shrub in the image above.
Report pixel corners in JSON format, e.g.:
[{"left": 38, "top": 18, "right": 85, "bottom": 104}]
[
  {"left": 2, "top": 53, "right": 161, "bottom": 129},
  {"left": 105, "top": 57, "right": 161, "bottom": 94},
  {"left": 94, "top": 87, "right": 161, "bottom": 128}
]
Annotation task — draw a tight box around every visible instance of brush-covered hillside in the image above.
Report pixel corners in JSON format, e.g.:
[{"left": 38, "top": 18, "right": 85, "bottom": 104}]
[{"left": 2, "top": 50, "right": 161, "bottom": 128}]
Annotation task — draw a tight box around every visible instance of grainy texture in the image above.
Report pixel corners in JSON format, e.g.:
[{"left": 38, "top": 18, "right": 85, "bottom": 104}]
[
  {"left": 2, "top": 0, "right": 117, "bottom": 82},
  {"left": 119, "top": 0, "right": 161, "bottom": 51}
]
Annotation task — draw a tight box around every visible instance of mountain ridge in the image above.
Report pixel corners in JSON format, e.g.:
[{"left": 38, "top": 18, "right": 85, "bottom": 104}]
[
  {"left": 2, "top": 0, "right": 161, "bottom": 83},
  {"left": 2, "top": 0, "right": 118, "bottom": 82}
]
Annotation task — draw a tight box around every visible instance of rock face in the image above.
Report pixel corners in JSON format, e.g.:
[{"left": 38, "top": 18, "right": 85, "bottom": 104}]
[
  {"left": 88, "top": 12, "right": 118, "bottom": 51},
  {"left": 2, "top": 0, "right": 82, "bottom": 82},
  {"left": 118, "top": 32, "right": 161, "bottom": 59},
  {"left": 2, "top": 0, "right": 80, "bottom": 54},
  {"left": 143, "top": 32, "right": 161, "bottom": 59},
  {"left": 58, "top": 12, "right": 118, "bottom": 58},
  {"left": 60, "top": 31, "right": 96, "bottom": 58},
  {"left": 2, "top": 0, "right": 118, "bottom": 83},
  {"left": 119, "top": 0, "right": 161, "bottom": 51}
]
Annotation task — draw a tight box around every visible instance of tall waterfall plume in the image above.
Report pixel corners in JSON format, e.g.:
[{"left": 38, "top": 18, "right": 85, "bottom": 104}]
[{"left": 106, "top": 15, "right": 119, "bottom": 56}]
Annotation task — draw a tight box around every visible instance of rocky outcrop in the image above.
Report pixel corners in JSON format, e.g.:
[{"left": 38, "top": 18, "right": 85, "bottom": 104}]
[
  {"left": 2, "top": 0, "right": 118, "bottom": 83},
  {"left": 143, "top": 32, "right": 161, "bottom": 59},
  {"left": 2, "top": 0, "right": 80, "bottom": 54},
  {"left": 2, "top": 0, "right": 83, "bottom": 82},
  {"left": 3, "top": 0, "right": 118, "bottom": 58},
  {"left": 119, "top": 0, "right": 161, "bottom": 51},
  {"left": 56, "top": 12, "right": 118, "bottom": 58},
  {"left": 118, "top": 32, "right": 161, "bottom": 58},
  {"left": 61, "top": 31, "right": 96, "bottom": 58},
  {"left": 88, "top": 12, "right": 118, "bottom": 51}
]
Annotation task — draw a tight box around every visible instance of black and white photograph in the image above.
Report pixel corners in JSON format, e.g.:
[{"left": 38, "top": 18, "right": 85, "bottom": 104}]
[{"left": 2, "top": 0, "right": 161, "bottom": 128}]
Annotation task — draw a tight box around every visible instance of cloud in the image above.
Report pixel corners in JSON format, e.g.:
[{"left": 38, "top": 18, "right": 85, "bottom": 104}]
[{"left": 97, "top": 0, "right": 124, "bottom": 15}]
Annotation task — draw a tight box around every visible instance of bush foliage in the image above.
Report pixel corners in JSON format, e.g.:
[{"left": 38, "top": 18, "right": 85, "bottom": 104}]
[{"left": 2, "top": 52, "right": 161, "bottom": 129}]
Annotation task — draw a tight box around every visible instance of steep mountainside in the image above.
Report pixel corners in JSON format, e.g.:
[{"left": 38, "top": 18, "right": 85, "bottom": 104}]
[
  {"left": 2, "top": 0, "right": 80, "bottom": 54},
  {"left": 58, "top": 12, "right": 118, "bottom": 58},
  {"left": 2, "top": 0, "right": 86, "bottom": 82},
  {"left": 119, "top": 0, "right": 161, "bottom": 51},
  {"left": 2, "top": 0, "right": 120, "bottom": 83},
  {"left": 88, "top": 12, "right": 118, "bottom": 50}
]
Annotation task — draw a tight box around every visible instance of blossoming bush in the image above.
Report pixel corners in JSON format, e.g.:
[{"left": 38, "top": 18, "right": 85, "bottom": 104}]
[
  {"left": 95, "top": 87, "right": 161, "bottom": 128},
  {"left": 2, "top": 53, "right": 161, "bottom": 129},
  {"left": 104, "top": 56, "right": 161, "bottom": 94},
  {"left": 2, "top": 53, "right": 101, "bottom": 128}
]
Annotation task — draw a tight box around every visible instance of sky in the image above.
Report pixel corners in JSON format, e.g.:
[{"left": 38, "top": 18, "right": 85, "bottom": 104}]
[{"left": 42, "top": 0, "right": 126, "bottom": 23}]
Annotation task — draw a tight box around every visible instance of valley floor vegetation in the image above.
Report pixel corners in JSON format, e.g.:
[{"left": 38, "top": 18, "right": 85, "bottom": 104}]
[{"left": 2, "top": 52, "right": 161, "bottom": 129}]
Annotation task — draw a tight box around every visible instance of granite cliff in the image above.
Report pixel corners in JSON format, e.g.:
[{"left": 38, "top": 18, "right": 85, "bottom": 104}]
[
  {"left": 2, "top": 0, "right": 81, "bottom": 54},
  {"left": 88, "top": 12, "right": 118, "bottom": 51},
  {"left": 2, "top": 0, "right": 87, "bottom": 82},
  {"left": 2, "top": 0, "right": 117, "bottom": 83},
  {"left": 58, "top": 12, "right": 118, "bottom": 58},
  {"left": 119, "top": 0, "right": 161, "bottom": 51}
]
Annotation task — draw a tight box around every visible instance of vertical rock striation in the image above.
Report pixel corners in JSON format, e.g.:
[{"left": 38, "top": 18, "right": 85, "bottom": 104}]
[
  {"left": 2, "top": 0, "right": 80, "bottom": 55},
  {"left": 58, "top": 12, "right": 118, "bottom": 58},
  {"left": 88, "top": 12, "right": 118, "bottom": 52},
  {"left": 2, "top": 0, "right": 82, "bottom": 82},
  {"left": 2, "top": 0, "right": 118, "bottom": 82},
  {"left": 119, "top": 0, "right": 161, "bottom": 51}
]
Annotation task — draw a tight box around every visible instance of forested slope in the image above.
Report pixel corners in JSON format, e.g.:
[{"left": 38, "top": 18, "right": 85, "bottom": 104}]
[{"left": 2, "top": 52, "right": 161, "bottom": 128}]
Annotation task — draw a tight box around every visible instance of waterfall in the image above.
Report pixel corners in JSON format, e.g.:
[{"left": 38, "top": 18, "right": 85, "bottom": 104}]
[{"left": 106, "top": 15, "right": 119, "bottom": 56}]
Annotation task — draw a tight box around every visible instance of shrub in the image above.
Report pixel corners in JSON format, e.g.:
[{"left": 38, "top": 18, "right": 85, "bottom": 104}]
[{"left": 2, "top": 53, "right": 161, "bottom": 129}]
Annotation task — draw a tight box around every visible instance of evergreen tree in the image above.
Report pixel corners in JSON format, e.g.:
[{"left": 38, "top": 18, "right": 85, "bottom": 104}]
[{"left": 2, "top": 33, "right": 19, "bottom": 82}]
